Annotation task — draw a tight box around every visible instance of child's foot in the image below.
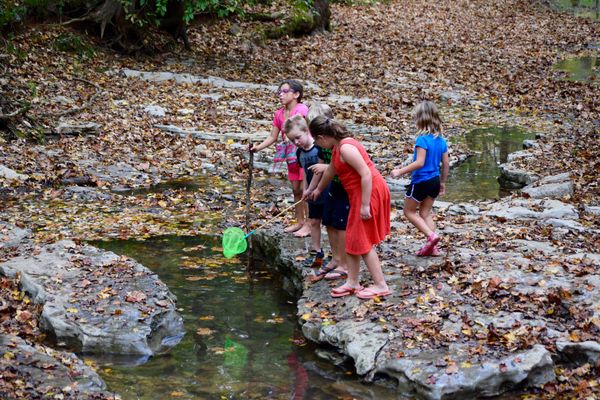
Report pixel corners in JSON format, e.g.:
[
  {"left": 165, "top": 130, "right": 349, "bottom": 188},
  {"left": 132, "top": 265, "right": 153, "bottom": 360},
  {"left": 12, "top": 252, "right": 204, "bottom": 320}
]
[
  {"left": 417, "top": 232, "right": 440, "bottom": 257},
  {"left": 284, "top": 222, "right": 303, "bottom": 233},
  {"left": 331, "top": 283, "right": 363, "bottom": 298},
  {"left": 325, "top": 269, "right": 348, "bottom": 280},
  {"left": 302, "top": 249, "right": 324, "bottom": 268},
  {"left": 356, "top": 286, "right": 392, "bottom": 300},
  {"left": 417, "top": 244, "right": 441, "bottom": 257},
  {"left": 293, "top": 224, "right": 311, "bottom": 238}
]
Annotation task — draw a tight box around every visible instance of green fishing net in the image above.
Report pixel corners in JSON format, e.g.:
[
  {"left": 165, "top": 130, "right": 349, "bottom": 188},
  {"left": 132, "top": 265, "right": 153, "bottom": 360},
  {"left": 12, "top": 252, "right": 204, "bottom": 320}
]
[{"left": 222, "top": 227, "right": 248, "bottom": 258}]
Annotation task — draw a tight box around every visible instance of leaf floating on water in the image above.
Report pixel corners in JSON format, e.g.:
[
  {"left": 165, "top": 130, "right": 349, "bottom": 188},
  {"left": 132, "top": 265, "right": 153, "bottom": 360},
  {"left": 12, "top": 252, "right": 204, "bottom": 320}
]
[{"left": 196, "top": 327, "right": 214, "bottom": 336}]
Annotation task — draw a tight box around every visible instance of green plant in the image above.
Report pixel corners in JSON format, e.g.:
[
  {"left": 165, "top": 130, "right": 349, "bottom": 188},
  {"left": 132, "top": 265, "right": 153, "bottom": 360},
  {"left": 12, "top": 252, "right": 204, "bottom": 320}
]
[
  {"left": 0, "top": 0, "right": 26, "bottom": 30},
  {"left": 53, "top": 32, "right": 95, "bottom": 58}
]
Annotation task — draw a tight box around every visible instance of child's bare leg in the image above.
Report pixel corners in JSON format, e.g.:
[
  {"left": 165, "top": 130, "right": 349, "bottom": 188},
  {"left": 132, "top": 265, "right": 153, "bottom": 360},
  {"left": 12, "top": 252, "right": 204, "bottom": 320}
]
[
  {"left": 403, "top": 197, "right": 433, "bottom": 237},
  {"left": 362, "top": 248, "right": 388, "bottom": 291},
  {"left": 419, "top": 197, "right": 436, "bottom": 232},
  {"left": 340, "top": 253, "right": 361, "bottom": 288},
  {"left": 284, "top": 181, "right": 304, "bottom": 233},
  {"left": 305, "top": 218, "right": 321, "bottom": 251},
  {"left": 327, "top": 227, "right": 348, "bottom": 273}
]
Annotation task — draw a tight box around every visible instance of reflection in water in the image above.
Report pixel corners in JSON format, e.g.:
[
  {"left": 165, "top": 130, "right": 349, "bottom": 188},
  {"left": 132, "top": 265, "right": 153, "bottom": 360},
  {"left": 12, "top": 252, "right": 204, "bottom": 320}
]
[
  {"left": 443, "top": 127, "right": 534, "bottom": 203},
  {"left": 91, "top": 236, "right": 401, "bottom": 400},
  {"left": 554, "top": 56, "right": 599, "bottom": 83},
  {"left": 551, "top": 0, "right": 600, "bottom": 19}
]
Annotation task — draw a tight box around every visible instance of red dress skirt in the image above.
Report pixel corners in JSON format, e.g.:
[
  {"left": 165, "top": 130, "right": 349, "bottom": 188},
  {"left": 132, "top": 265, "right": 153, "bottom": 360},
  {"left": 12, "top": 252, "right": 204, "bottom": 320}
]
[{"left": 332, "top": 138, "right": 391, "bottom": 255}]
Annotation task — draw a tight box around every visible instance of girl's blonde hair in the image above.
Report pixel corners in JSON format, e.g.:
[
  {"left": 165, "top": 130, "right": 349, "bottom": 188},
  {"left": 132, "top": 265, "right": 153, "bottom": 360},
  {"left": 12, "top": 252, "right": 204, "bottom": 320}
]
[
  {"left": 413, "top": 101, "right": 443, "bottom": 136},
  {"left": 283, "top": 114, "right": 309, "bottom": 135},
  {"left": 307, "top": 101, "right": 333, "bottom": 124}
]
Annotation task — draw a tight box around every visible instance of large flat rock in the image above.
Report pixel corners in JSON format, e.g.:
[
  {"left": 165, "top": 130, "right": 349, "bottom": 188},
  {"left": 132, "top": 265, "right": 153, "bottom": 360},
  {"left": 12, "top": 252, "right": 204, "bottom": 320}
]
[{"left": 0, "top": 240, "right": 184, "bottom": 359}]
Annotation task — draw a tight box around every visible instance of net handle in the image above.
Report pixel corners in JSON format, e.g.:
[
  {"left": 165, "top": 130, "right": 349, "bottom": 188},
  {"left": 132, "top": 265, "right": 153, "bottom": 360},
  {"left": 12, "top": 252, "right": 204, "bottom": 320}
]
[{"left": 245, "top": 199, "right": 303, "bottom": 238}]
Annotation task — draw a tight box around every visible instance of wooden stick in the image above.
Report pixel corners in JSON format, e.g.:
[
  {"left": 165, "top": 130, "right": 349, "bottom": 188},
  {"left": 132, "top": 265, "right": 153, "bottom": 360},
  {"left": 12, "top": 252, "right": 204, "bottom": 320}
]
[
  {"left": 245, "top": 142, "right": 254, "bottom": 249},
  {"left": 245, "top": 199, "right": 303, "bottom": 238}
]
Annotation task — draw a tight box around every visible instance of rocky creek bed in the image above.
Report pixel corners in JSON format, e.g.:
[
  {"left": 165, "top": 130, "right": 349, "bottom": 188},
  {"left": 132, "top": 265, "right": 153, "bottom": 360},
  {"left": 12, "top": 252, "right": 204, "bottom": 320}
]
[{"left": 0, "top": 66, "right": 598, "bottom": 398}]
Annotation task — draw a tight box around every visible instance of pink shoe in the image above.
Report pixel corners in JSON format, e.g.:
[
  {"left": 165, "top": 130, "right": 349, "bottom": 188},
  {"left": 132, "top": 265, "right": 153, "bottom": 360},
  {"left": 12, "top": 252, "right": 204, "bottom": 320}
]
[
  {"left": 431, "top": 245, "right": 441, "bottom": 257},
  {"left": 417, "top": 232, "right": 440, "bottom": 257}
]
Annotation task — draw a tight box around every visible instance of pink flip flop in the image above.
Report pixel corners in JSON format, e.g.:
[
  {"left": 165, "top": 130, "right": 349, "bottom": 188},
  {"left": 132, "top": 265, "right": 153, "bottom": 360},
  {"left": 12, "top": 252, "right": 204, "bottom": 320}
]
[
  {"left": 331, "top": 284, "right": 364, "bottom": 298},
  {"left": 356, "top": 287, "right": 392, "bottom": 300}
]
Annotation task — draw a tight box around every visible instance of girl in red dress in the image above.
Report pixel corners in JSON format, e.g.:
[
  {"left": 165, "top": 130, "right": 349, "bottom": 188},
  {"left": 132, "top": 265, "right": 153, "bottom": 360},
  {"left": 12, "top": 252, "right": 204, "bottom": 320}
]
[{"left": 307, "top": 116, "right": 391, "bottom": 299}]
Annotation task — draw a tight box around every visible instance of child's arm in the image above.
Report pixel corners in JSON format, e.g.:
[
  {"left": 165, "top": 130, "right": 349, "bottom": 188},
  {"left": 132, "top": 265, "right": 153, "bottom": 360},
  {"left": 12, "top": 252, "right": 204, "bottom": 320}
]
[
  {"left": 307, "top": 163, "right": 335, "bottom": 201},
  {"left": 391, "top": 147, "right": 426, "bottom": 177},
  {"left": 439, "top": 152, "right": 449, "bottom": 195},
  {"left": 340, "top": 143, "right": 372, "bottom": 220},
  {"left": 251, "top": 126, "right": 279, "bottom": 152},
  {"left": 308, "top": 163, "right": 327, "bottom": 176},
  {"left": 306, "top": 160, "right": 324, "bottom": 193}
]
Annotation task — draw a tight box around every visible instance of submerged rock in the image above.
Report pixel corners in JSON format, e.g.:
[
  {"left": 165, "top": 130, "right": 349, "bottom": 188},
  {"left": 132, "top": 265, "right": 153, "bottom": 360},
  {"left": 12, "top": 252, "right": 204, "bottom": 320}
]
[{"left": 0, "top": 240, "right": 184, "bottom": 359}]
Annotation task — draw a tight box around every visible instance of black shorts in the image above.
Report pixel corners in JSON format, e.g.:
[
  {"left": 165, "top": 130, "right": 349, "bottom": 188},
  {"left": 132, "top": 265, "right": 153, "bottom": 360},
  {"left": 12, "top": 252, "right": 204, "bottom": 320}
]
[
  {"left": 405, "top": 176, "right": 440, "bottom": 202},
  {"left": 308, "top": 202, "right": 324, "bottom": 219},
  {"left": 322, "top": 181, "right": 350, "bottom": 230}
]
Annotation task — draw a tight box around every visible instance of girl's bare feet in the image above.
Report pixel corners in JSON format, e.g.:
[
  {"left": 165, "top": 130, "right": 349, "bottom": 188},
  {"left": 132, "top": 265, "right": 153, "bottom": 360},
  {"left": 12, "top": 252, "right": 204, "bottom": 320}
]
[
  {"left": 293, "top": 224, "right": 311, "bottom": 237},
  {"left": 284, "top": 222, "right": 303, "bottom": 233}
]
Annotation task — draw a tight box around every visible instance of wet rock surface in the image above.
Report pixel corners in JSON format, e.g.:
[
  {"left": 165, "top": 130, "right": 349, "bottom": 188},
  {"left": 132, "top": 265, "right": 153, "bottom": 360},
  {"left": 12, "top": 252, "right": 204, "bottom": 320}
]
[{"left": 0, "top": 236, "right": 184, "bottom": 359}]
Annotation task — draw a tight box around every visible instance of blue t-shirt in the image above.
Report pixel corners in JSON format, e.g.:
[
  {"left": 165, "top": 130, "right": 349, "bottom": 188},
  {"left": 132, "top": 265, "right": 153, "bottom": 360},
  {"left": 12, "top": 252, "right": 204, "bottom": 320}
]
[
  {"left": 410, "top": 134, "right": 448, "bottom": 184},
  {"left": 297, "top": 144, "right": 325, "bottom": 204}
]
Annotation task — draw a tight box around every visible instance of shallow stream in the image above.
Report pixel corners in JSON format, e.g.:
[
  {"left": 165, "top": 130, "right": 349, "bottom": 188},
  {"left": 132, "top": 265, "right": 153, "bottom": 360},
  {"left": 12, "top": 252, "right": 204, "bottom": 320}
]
[{"left": 92, "top": 235, "right": 399, "bottom": 400}]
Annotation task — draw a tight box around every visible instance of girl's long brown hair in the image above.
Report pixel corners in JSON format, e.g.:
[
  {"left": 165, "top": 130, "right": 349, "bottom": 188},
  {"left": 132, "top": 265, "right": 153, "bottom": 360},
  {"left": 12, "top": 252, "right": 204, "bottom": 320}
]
[{"left": 308, "top": 116, "right": 352, "bottom": 140}]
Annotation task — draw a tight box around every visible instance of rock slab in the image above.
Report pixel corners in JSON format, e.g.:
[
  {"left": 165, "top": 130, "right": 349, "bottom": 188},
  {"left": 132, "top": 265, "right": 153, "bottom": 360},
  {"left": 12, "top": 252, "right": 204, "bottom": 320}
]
[{"left": 0, "top": 240, "right": 185, "bottom": 359}]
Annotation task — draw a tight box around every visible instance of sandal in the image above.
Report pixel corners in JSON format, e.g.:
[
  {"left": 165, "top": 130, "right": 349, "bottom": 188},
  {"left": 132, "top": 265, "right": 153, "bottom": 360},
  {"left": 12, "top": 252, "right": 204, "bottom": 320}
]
[
  {"left": 356, "top": 287, "right": 392, "bottom": 300},
  {"left": 308, "top": 262, "right": 337, "bottom": 283},
  {"left": 331, "top": 284, "right": 363, "bottom": 298}
]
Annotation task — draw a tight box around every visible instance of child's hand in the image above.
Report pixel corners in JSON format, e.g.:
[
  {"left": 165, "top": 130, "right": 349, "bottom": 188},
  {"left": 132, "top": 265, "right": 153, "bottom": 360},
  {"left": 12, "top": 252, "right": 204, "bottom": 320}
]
[
  {"left": 309, "top": 164, "right": 327, "bottom": 175},
  {"left": 439, "top": 182, "right": 446, "bottom": 196},
  {"left": 360, "top": 204, "right": 371, "bottom": 220},
  {"left": 309, "top": 188, "right": 321, "bottom": 201},
  {"left": 302, "top": 189, "right": 313, "bottom": 201},
  {"left": 391, "top": 168, "right": 402, "bottom": 178},
  {"left": 250, "top": 144, "right": 260, "bottom": 153}
]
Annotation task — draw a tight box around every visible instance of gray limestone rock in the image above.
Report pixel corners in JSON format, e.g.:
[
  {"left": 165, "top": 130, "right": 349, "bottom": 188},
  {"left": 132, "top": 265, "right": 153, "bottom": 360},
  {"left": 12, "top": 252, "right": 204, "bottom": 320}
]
[
  {"left": 0, "top": 334, "right": 110, "bottom": 396},
  {"left": 447, "top": 203, "right": 480, "bottom": 215},
  {"left": 556, "top": 341, "right": 600, "bottom": 364},
  {"left": 55, "top": 121, "right": 101, "bottom": 135},
  {"left": 522, "top": 181, "right": 573, "bottom": 199},
  {"left": 0, "top": 164, "right": 29, "bottom": 181},
  {"left": 584, "top": 205, "right": 600, "bottom": 216},
  {"left": 0, "top": 222, "right": 31, "bottom": 250},
  {"left": 143, "top": 105, "right": 167, "bottom": 117},
  {"left": 498, "top": 163, "right": 540, "bottom": 189},
  {"left": 540, "top": 173, "right": 571, "bottom": 184},
  {"left": 65, "top": 186, "right": 112, "bottom": 201},
  {"left": 523, "top": 139, "right": 539, "bottom": 149},
  {"left": 376, "top": 345, "right": 554, "bottom": 400},
  {"left": 0, "top": 240, "right": 184, "bottom": 358},
  {"left": 543, "top": 218, "right": 585, "bottom": 232}
]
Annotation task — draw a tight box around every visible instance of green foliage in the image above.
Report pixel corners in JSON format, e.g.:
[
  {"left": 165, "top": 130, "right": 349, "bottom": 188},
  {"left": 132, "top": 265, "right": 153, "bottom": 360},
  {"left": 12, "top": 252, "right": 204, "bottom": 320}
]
[
  {"left": 0, "top": 0, "right": 26, "bottom": 30},
  {"left": 53, "top": 32, "right": 95, "bottom": 58}
]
